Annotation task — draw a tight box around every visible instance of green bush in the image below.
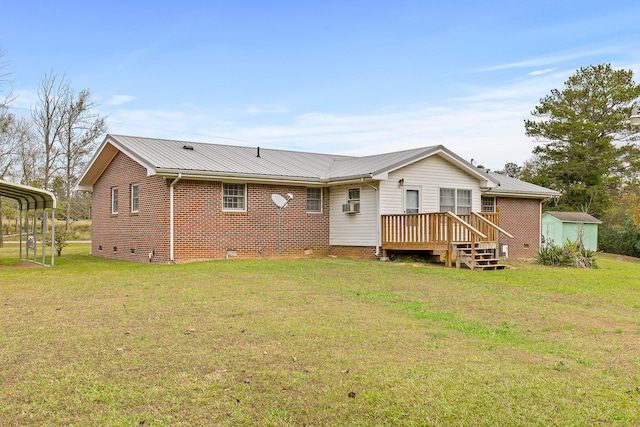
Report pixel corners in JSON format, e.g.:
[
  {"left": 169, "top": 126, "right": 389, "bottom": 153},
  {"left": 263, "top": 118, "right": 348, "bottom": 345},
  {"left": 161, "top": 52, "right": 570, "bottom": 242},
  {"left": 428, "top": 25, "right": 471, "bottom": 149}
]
[
  {"left": 536, "top": 241, "right": 598, "bottom": 269},
  {"left": 599, "top": 217, "right": 640, "bottom": 258}
]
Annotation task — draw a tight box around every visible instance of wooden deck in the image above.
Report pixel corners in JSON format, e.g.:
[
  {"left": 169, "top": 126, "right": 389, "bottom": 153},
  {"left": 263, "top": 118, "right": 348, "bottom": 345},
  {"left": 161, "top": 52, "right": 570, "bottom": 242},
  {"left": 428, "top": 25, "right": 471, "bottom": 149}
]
[{"left": 381, "top": 211, "right": 512, "bottom": 268}]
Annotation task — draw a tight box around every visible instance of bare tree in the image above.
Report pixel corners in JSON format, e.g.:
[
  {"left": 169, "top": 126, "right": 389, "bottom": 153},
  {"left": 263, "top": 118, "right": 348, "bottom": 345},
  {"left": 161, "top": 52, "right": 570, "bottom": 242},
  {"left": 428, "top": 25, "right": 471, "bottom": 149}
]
[
  {"left": 0, "top": 49, "right": 16, "bottom": 248},
  {"left": 14, "top": 119, "right": 42, "bottom": 187},
  {"left": 59, "top": 88, "right": 106, "bottom": 230},
  {"left": 31, "top": 71, "right": 71, "bottom": 191},
  {"left": 0, "top": 50, "right": 16, "bottom": 134}
]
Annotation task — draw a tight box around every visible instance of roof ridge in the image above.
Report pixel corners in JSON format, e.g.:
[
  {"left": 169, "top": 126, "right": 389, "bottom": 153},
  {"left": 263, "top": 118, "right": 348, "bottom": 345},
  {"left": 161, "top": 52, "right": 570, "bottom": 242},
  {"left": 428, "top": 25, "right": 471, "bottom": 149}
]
[{"left": 109, "top": 134, "right": 355, "bottom": 160}]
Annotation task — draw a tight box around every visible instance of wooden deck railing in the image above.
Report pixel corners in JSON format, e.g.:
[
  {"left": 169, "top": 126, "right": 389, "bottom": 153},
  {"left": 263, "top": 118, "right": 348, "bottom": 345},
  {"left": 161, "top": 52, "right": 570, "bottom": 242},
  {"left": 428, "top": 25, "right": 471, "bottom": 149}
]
[{"left": 381, "top": 211, "right": 510, "bottom": 267}]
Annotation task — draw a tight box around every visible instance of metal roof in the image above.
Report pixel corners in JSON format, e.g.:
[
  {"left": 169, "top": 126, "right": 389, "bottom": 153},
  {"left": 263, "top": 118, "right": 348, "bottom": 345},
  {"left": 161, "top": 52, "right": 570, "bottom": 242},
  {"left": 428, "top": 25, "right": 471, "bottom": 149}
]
[
  {"left": 0, "top": 179, "right": 57, "bottom": 210},
  {"left": 76, "top": 135, "right": 553, "bottom": 197},
  {"left": 543, "top": 211, "right": 602, "bottom": 224},
  {"left": 483, "top": 171, "right": 561, "bottom": 199}
]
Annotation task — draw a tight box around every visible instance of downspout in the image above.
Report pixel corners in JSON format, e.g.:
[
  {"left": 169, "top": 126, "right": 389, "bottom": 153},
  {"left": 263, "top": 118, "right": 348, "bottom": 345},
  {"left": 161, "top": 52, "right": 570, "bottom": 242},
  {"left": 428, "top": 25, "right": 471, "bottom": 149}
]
[
  {"left": 51, "top": 207, "right": 55, "bottom": 266},
  {"left": 538, "top": 200, "right": 543, "bottom": 250},
  {"left": 362, "top": 177, "right": 380, "bottom": 256},
  {"left": 169, "top": 173, "right": 182, "bottom": 263}
]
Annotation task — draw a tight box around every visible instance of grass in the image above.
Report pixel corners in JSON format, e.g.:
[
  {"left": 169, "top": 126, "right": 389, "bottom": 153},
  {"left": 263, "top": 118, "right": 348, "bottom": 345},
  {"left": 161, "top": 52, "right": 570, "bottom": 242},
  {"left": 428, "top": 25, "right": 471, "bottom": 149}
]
[{"left": 1, "top": 245, "right": 640, "bottom": 426}]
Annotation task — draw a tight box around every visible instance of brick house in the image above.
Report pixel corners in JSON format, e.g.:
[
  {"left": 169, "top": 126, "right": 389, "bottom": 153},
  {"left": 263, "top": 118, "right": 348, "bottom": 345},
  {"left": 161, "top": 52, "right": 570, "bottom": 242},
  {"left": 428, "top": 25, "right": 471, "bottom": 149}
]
[{"left": 76, "top": 135, "right": 559, "bottom": 265}]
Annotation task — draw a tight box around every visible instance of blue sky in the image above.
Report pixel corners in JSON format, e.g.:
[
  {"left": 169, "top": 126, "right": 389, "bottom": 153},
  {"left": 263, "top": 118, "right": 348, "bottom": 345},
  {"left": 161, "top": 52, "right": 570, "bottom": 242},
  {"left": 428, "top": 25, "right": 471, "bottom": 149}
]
[{"left": 2, "top": 1, "right": 639, "bottom": 170}]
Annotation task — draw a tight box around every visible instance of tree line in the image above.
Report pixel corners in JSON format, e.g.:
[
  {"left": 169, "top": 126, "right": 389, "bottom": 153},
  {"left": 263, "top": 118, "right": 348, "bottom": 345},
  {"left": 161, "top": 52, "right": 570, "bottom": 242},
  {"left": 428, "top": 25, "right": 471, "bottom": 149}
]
[{"left": 0, "top": 50, "right": 107, "bottom": 246}]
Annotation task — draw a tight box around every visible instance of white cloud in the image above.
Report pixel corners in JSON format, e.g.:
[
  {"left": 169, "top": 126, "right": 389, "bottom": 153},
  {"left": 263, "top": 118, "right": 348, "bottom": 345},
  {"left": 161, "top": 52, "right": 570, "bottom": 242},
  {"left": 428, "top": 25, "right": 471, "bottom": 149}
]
[
  {"left": 244, "top": 105, "right": 290, "bottom": 114},
  {"left": 473, "top": 46, "right": 622, "bottom": 73},
  {"left": 106, "top": 95, "right": 136, "bottom": 106},
  {"left": 528, "top": 68, "right": 556, "bottom": 76}
]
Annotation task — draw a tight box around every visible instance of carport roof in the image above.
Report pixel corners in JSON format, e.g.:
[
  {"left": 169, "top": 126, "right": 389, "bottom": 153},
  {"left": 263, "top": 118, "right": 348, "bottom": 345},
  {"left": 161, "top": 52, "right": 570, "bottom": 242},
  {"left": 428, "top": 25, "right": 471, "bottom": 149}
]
[{"left": 0, "top": 179, "right": 57, "bottom": 209}]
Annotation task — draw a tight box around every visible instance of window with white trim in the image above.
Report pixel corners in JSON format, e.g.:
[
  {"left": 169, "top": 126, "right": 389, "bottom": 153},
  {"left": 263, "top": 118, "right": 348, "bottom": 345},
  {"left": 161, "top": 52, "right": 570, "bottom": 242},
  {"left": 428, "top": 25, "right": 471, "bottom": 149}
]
[
  {"left": 223, "top": 183, "right": 246, "bottom": 211},
  {"left": 348, "top": 188, "right": 360, "bottom": 204},
  {"left": 131, "top": 184, "right": 139, "bottom": 213},
  {"left": 306, "top": 187, "right": 322, "bottom": 213},
  {"left": 111, "top": 187, "right": 119, "bottom": 214},
  {"left": 481, "top": 196, "right": 496, "bottom": 213},
  {"left": 439, "top": 188, "right": 472, "bottom": 214},
  {"left": 404, "top": 187, "right": 420, "bottom": 214},
  {"left": 345, "top": 187, "right": 361, "bottom": 213},
  {"left": 439, "top": 188, "right": 455, "bottom": 213},
  {"left": 457, "top": 189, "right": 472, "bottom": 214}
]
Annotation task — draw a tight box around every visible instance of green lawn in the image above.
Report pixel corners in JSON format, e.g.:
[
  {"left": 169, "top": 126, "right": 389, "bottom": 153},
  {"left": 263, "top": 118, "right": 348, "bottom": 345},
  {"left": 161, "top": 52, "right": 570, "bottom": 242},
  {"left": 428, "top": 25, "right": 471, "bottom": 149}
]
[{"left": 1, "top": 245, "right": 639, "bottom": 426}]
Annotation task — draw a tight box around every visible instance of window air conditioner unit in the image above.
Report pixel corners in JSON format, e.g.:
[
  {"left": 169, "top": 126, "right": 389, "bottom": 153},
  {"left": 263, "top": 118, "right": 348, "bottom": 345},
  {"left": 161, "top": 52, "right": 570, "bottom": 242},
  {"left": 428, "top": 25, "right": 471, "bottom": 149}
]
[{"left": 342, "top": 203, "right": 359, "bottom": 213}]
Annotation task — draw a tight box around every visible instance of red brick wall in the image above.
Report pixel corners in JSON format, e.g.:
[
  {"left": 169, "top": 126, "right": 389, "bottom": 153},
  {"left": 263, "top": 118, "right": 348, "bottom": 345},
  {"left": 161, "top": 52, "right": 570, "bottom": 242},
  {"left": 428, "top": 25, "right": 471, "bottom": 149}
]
[
  {"left": 496, "top": 197, "right": 542, "bottom": 259},
  {"left": 173, "top": 181, "right": 330, "bottom": 261},
  {"left": 92, "top": 152, "right": 170, "bottom": 262},
  {"left": 91, "top": 152, "right": 331, "bottom": 262}
]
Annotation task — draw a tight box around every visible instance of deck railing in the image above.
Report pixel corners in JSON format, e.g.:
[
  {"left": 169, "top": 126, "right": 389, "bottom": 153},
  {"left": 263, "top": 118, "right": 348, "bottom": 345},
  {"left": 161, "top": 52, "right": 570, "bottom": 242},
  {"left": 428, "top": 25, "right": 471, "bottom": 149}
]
[{"left": 381, "top": 211, "right": 510, "bottom": 267}]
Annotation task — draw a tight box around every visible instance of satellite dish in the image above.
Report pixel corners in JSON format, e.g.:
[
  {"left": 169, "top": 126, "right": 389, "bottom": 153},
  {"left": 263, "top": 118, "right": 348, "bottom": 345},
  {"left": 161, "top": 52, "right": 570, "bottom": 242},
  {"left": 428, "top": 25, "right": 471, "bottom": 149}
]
[{"left": 271, "top": 194, "right": 288, "bottom": 208}]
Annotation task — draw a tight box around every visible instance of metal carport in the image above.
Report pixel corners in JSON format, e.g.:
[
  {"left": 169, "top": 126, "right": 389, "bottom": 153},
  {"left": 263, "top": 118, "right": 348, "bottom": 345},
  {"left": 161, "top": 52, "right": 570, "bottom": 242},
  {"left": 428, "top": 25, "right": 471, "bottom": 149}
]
[{"left": 0, "top": 179, "right": 57, "bottom": 266}]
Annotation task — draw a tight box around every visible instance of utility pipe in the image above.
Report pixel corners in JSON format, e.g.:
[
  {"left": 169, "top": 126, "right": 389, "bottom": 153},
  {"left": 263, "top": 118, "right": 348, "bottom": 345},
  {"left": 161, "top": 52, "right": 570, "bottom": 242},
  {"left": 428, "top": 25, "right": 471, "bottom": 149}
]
[{"left": 169, "top": 173, "right": 182, "bottom": 263}]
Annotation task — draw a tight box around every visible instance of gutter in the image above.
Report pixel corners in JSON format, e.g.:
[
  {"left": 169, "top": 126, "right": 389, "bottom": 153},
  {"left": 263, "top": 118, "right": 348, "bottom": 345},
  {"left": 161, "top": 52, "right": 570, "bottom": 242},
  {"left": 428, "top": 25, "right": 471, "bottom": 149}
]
[
  {"left": 155, "top": 169, "right": 378, "bottom": 186},
  {"left": 169, "top": 173, "right": 182, "bottom": 263},
  {"left": 155, "top": 169, "right": 324, "bottom": 186}
]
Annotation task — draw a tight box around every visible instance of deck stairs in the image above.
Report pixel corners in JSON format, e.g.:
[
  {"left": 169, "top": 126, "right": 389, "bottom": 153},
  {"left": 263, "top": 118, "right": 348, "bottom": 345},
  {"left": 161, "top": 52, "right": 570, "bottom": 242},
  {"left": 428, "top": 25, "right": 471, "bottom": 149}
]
[{"left": 454, "top": 243, "right": 507, "bottom": 271}]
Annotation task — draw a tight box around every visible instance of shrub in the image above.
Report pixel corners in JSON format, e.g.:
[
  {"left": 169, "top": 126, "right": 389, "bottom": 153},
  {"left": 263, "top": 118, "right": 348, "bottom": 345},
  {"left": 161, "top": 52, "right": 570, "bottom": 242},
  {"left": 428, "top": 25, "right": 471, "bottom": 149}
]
[
  {"left": 599, "top": 217, "right": 640, "bottom": 258},
  {"left": 54, "top": 230, "right": 69, "bottom": 256},
  {"left": 536, "top": 241, "right": 597, "bottom": 269}
]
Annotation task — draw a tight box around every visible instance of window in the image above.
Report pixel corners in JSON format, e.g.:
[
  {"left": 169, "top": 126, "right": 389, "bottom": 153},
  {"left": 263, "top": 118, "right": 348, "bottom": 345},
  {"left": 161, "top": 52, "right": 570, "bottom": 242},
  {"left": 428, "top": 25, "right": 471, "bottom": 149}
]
[
  {"left": 348, "top": 188, "right": 360, "bottom": 203},
  {"left": 481, "top": 196, "right": 496, "bottom": 213},
  {"left": 306, "top": 187, "right": 322, "bottom": 213},
  {"left": 345, "top": 187, "right": 361, "bottom": 213},
  {"left": 131, "top": 184, "right": 139, "bottom": 213},
  {"left": 457, "top": 189, "right": 472, "bottom": 214},
  {"left": 439, "top": 188, "right": 472, "bottom": 214},
  {"left": 404, "top": 188, "right": 420, "bottom": 214},
  {"left": 223, "top": 183, "right": 246, "bottom": 210},
  {"left": 111, "top": 187, "right": 119, "bottom": 214},
  {"left": 439, "top": 188, "right": 455, "bottom": 213}
]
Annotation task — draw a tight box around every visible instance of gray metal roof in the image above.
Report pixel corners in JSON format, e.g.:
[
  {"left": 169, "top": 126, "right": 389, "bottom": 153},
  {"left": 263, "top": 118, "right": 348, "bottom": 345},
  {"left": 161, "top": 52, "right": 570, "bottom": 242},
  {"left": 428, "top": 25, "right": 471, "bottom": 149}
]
[
  {"left": 483, "top": 171, "right": 561, "bottom": 198},
  {"left": 544, "top": 211, "right": 602, "bottom": 224},
  {"left": 109, "top": 134, "right": 351, "bottom": 180},
  {"left": 76, "top": 135, "right": 555, "bottom": 199},
  {"left": 0, "top": 179, "right": 57, "bottom": 209}
]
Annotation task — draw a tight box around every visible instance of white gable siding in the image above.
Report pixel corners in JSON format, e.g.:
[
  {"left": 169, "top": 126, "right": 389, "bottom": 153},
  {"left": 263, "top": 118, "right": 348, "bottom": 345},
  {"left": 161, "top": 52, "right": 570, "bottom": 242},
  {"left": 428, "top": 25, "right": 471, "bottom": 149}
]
[
  {"left": 380, "top": 154, "right": 483, "bottom": 214},
  {"left": 329, "top": 184, "right": 378, "bottom": 246}
]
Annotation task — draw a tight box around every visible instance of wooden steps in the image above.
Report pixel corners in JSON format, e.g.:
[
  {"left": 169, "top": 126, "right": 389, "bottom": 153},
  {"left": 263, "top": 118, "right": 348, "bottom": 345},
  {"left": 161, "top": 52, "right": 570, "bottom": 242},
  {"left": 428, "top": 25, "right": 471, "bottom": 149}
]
[{"left": 454, "top": 243, "right": 507, "bottom": 271}]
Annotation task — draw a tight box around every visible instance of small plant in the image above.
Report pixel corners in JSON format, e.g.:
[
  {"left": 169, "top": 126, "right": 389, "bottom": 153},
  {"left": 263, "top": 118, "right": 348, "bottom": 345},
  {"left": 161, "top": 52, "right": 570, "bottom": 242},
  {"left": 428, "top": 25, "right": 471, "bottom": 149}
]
[
  {"left": 54, "top": 228, "right": 70, "bottom": 256},
  {"left": 535, "top": 241, "right": 598, "bottom": 269}
]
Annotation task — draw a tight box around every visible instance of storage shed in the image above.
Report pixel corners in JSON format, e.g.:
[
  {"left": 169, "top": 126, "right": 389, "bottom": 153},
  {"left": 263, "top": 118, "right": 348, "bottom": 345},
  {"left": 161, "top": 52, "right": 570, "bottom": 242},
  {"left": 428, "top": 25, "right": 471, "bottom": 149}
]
[{"left": 542, "top": 211, "right": 601, "bottom": 251}]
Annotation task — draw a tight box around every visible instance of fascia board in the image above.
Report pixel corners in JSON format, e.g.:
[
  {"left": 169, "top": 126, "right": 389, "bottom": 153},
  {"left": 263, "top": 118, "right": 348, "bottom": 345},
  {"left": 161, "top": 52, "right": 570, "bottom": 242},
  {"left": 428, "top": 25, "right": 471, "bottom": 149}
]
[{"left": 154, "top": 169, "right": 326, "bottom": 186}]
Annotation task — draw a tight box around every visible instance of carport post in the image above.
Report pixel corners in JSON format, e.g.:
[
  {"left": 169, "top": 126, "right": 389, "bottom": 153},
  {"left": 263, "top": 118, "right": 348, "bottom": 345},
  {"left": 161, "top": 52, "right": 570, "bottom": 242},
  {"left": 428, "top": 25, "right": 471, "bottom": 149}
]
[
  {"left": 32, "top": 211, "right": 36, "bottom": 263},
  {"left": 51, "top": 209, "right": 55, "bottom": 266},
  {"left": 25, "top": 208, "right": 29, "bottom": 260},
  {"left": 19, "top": 206, "right": 23, "bottom": 260},
  {"left": 41, "top": 209, "right": 46, "bottom": 265}
]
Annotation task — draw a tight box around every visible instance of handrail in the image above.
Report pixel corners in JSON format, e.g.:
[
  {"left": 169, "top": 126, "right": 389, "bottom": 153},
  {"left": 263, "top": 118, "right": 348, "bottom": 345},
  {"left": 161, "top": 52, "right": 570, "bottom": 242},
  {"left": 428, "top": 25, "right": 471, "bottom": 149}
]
[
  {"left": 445, "top": 212, "right": 487, "bottom": 239},
  {"left": 471, "top": 212, "right": 513, "bottom": 238}
]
